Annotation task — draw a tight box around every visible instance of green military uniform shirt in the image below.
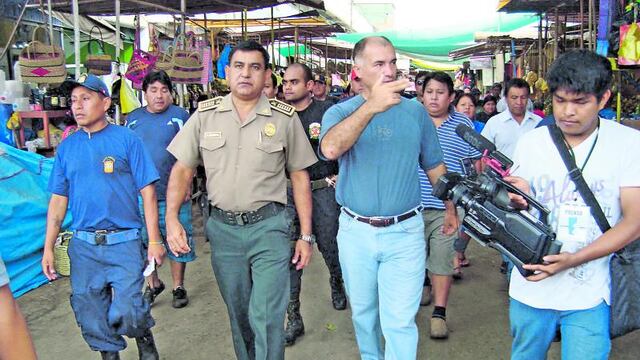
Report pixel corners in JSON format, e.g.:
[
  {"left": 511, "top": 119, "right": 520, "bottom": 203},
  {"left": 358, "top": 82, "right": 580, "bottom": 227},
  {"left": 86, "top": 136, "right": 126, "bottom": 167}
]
[{"left": 167, "top": 94, "right": 317, "bottom": 212}]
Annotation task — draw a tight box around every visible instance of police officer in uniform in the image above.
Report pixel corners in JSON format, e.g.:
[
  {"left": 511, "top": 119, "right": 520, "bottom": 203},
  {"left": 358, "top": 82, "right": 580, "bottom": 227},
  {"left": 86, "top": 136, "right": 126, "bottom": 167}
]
[
  {"left": 281, "top": 63, "right": 346, "bottom": 346},
  {"left": 164, "top": 41, "right": 317, "bottom": 360},
  {"left": 41, "top": 74, "right": 164, "bottom": 360}
]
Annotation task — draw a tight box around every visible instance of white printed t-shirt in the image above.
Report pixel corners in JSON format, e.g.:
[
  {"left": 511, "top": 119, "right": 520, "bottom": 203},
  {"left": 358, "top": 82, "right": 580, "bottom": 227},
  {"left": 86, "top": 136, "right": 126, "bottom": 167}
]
[{"left": 509, "top": 119, "right": 640, "bottom": 310}]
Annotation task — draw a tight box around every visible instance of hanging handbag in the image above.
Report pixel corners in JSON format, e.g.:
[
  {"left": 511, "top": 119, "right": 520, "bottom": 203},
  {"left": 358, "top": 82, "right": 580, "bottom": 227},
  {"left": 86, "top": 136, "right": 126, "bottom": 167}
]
[
  {"left": 85, "top": 26, "right": 112, "bottom": 75},
  {"left": 124, "top": 29, "right": 157, "bottom": 89},
  {"left": 547, "top": 123, "right": 640, "bottom": 339},
  {"left": 19, "top": 26, "right": 67, "bottom": 84},
  {"left": 168, "top": 33, "right": 204, "bottom": 84}
]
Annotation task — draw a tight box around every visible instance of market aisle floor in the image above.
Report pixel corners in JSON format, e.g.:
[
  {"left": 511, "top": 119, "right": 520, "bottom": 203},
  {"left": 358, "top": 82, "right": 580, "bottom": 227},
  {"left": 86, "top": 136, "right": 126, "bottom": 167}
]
[{"left": 18, "top": 205, "right": 640, "bottom": 359}]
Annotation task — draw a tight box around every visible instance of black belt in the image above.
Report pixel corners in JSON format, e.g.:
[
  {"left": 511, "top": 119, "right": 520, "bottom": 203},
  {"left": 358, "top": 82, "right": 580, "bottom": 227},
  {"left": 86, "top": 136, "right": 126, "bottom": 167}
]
[
  {"left": 342, "top": 207, "right": 422, "bottom": 228},
  {"left": 210, "top": 202, "right": 284, "bottom": 226}
]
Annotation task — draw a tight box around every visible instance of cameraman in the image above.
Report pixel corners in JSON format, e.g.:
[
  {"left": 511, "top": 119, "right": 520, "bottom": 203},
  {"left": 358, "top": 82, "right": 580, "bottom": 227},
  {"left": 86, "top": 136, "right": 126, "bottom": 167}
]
[{"left": 505, "top": 50, "right": 640, "bottom": 359}]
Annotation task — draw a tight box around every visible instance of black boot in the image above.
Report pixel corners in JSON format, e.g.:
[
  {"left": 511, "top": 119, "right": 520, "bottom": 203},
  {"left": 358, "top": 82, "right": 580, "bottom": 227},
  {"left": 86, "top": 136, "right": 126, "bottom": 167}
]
[
  {"left": 284, "top": 300, "right": 304, "bottom": 346},
  {"left": 329, "top": 275, "right": 347, "bottom": 310},
  {"left": 100, "top": 351, "right": 120, "bottom": 360},
  {"left": 135, "top": 329, "right": 159, "bottom": 360}
]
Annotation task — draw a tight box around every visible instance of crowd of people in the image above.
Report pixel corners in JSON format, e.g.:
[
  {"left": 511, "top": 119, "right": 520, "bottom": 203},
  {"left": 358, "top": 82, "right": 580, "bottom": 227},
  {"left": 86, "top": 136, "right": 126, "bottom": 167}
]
[{"left": 0, "top": 34, "right": 635, "bottom": 360}]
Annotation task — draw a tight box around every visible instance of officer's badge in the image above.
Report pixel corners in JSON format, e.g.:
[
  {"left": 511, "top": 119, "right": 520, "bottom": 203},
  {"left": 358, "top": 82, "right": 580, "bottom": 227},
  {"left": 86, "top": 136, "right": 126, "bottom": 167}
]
[
  {"left": 103, "top": 156, "right": 115, "bottom": 174},
  {"left": 264, "top": 123, "right": 276, "bottom": 137},
  {"left": 309, "top": 122, "right": 321, "bottom": 140}
]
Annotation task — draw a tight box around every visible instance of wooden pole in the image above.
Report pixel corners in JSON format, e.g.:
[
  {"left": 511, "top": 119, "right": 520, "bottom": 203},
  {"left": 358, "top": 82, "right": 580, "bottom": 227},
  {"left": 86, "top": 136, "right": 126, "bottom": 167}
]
[
  {"left": 588, "top": 0, "right": 593, "bottom": 50},
  {"left": 73, "top": 0, "right": 80, "bottom": 79},
  {"left": 294, "top": 27, "right": 299, "bottom": 62},
  {"left": 554, "top": 8, "right": 559, "bottom": 60}
]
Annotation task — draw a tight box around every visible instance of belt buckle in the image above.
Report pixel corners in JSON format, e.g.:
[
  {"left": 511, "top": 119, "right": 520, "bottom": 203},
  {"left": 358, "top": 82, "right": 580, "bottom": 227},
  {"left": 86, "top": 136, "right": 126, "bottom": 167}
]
[
  {"left": 368, "top": 217, "right": 389, "bottom": 227},
  {"left": 235, "top": 212, "right": 249, "bottom": 226},
  {"left": 94, "top": 230, "right": 108, "bottom": 245}
]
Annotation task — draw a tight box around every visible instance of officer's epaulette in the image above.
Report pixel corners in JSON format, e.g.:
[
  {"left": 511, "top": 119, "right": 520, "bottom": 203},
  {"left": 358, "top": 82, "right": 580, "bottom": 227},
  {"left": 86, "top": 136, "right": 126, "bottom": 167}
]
[
  {"left": 269, "top": 99, "right": 295, "bottom": 117},
  {"left": 198, "top": 97, "right": 223, "bottom": 112}
]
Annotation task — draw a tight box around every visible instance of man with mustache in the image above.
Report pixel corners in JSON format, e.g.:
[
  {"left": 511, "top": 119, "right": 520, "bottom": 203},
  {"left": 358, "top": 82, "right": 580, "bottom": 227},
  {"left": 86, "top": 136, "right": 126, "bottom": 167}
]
[{"left": 165, "top": 41, "right": 317, "bottom": 360}]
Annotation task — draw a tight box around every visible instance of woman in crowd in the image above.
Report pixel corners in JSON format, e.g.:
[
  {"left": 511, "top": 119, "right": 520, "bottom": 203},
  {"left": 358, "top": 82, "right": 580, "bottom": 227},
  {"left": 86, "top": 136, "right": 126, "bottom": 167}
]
[{"left": 475, "top": 95, "right": 498, "bottom": 123}]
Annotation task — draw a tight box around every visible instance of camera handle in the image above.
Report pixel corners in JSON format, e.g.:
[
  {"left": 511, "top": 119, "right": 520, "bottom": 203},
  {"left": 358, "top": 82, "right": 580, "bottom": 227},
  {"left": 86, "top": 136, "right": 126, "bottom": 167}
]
[{"left": 495, "top": 177, "right": 551, "bottom": 224}]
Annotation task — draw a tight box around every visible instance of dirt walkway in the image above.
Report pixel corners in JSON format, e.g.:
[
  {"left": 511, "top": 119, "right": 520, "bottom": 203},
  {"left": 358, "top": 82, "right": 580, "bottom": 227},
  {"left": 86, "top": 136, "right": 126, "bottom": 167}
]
[{"left": 17, "top": 207, "right": 640, "bottom": 359}]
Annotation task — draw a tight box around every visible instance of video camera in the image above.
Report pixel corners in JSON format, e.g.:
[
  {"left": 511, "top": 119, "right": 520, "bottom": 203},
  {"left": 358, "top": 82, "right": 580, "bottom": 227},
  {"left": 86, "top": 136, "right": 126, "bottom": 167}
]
[{"left": 432, "top": 124, "right": 562, "bottom": 277}]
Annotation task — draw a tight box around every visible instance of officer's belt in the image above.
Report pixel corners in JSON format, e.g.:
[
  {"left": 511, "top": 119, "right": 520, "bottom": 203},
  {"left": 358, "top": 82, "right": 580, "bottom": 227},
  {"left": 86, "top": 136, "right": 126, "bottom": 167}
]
[
  {"left": 342, "top": 206, "right": 423, "bottom": 228},
  {"left": 286, "top": 177, "right": 334, "bottom": 191},
  {"left": 210, "top": 202, "right": 284, "bottom": 226},
  {"left": 74, "top": 229, "right": 140, "bottom": 245}
]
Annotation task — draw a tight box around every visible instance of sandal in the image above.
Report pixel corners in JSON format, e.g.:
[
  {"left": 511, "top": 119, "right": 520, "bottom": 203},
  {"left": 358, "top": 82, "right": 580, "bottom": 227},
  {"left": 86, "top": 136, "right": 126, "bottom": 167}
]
[
  {"left": 457, "top": 253, "right": 470, "bottom": 267},
  {"left": 452, "top": 266, "right": 463, "bottom": 280}
]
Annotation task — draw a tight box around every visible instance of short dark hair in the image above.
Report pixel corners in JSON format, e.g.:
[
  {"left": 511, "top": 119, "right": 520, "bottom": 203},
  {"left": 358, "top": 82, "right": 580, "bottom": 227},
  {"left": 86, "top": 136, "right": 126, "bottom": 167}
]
[
  {"left": 422, "top": 71, "right": 454, "bottom": 95},
  {"left": 142, "top": 70, "right": 172, "bottom": 92},
  {"left": 492, "top": 83, "right": 503, "bottom": 91},
  {"left": 229, "top": 41, "right": 270, "bottom": 68},
  {"left": 415, "top": 71, "right": 428, "bottom": 83},
  {"left": 546, "top": 50, "right": 612, "bottom": 101},
  {"left": 352, "top": 36, "right": 393, "bottom": 62},
  {"left": 286, "top": 63, "right": 313, "bottom": 83},
  {"left": 482, "top": 95, "right": 497, "bottom": 106},
  {"left": 270, "top": 73, "right": 277, "bottom": 87},
  {"left": 453, "top": 93, "right": 477, "bottom": 107},
  {"left": 504, "top": 78, "right": 530, "bottom": 96}
]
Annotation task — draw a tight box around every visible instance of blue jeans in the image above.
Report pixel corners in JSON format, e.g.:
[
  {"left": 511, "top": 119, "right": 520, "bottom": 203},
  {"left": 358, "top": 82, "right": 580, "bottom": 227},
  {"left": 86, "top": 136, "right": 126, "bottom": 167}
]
[
  {"left": 510, "top": 298, "right": 610, "bottom": 360},
  {"left": 338, "top": 209, "right": 425, "bottom": 360},
  {"left": 138, "top": 198, "right": 196, "bottom": 262}
]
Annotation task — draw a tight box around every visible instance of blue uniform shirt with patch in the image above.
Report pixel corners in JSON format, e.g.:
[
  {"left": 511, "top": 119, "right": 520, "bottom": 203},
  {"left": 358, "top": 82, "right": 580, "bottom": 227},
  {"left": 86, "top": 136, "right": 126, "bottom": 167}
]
[
  {"left": 319, "top": 95, "right": 444, "bottom": 216},
  {"left": 48, "top": 124, "right": 159, "bottom": 231},
  {"left": 126, "top": 105, "right": 189, "bottom": 199}
]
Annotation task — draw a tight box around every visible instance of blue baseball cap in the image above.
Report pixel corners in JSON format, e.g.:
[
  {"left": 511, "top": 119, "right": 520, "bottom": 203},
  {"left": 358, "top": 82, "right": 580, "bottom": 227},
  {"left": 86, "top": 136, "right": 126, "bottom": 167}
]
[{"left": 63, "top": 73, "right": 110, "bottom": 97}]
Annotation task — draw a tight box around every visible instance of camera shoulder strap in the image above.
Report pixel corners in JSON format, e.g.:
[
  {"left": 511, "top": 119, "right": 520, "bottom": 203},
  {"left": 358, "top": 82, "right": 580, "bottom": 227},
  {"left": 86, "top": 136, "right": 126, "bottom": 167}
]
[{"left": 547, "top": 123, "right": 611, "bottom": 233}]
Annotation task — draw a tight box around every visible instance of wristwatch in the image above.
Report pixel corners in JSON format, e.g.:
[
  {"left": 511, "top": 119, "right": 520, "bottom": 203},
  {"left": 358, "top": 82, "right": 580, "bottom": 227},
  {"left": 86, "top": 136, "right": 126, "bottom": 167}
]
[{"left": 298, "top": 234, "right": 316, "bottom": 245}]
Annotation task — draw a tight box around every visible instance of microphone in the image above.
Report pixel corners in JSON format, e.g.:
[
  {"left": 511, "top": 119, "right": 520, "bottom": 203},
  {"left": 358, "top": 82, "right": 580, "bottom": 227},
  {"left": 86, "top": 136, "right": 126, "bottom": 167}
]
[{"left": 455, "top": 124, "right": 496, "bottom": 153}]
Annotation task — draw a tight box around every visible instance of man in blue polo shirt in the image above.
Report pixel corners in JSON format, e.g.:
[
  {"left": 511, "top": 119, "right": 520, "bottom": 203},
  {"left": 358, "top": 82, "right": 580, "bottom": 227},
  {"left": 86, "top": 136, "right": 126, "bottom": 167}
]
[
  {"left": 41, "top": 74, "right": 164, "bottom": 360},
  {"left": 127, "top": 70, "right": 195, "bottom": 309},
  {"left": 319, "top": 37, "right": 457, "bottom": 360},
  {"left": 418, "top": 71, "right": 482, "bottom": 339}
]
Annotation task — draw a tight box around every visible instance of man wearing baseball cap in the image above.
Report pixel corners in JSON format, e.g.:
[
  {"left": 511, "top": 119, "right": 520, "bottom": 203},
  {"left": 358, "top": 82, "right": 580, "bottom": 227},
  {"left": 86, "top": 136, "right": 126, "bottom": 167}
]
[
  {"left": 313, "top": 74, "right": 338, "bottom": 103},
  {"left": 42, "top": 73, "right": 165, "bottom": 360}
]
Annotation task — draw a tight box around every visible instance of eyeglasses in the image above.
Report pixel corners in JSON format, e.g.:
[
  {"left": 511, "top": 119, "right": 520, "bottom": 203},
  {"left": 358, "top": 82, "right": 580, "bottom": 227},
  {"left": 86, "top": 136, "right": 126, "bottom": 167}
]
[{"left": 416, "top": 79, "right": 425, "bottom": 85}]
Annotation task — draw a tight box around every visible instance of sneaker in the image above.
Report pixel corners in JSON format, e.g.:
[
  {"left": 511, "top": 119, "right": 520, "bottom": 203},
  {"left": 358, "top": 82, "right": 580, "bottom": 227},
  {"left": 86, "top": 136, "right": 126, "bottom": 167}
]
[
  {"left": 430, "top": 316, "right": 449, "bottom": 339},
  {"left": 420, "top": 285, "right": 432, "bottom": 306},
  {"left": 172, "top": 286, "right": 189, "bottom": 308},
  {"left": 143, "top": 281, "right": 165, "bottom": 306}
]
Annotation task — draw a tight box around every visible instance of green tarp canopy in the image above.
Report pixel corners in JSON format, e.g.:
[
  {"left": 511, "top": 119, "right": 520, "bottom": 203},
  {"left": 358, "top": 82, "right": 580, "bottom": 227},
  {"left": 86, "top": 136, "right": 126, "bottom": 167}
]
[{"left": 335, "top": 13, "right": 539, "bottom": 57}]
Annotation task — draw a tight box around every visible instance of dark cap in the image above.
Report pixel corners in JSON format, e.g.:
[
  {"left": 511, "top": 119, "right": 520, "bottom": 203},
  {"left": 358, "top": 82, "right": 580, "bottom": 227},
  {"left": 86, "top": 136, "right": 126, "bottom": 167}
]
[
  {"left": 62, "top": 73, "right": 110, "bottom": 97},
  {"left": 314, "top": 74, "right": 327, "bottom": 84}
]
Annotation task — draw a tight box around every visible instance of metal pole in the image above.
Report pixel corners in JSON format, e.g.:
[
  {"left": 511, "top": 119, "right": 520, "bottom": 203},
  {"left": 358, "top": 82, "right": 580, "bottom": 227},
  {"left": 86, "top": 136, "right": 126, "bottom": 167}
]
[
  {"left": 271, "top": 6, "right": 275, "bottom": 68},
  {"left": 553, "top": 8, "right": 559, "bottom": 60},
  {"left": 47, "top": 0, "right": 54, "bottom": 44},
  {"left": 588, "top": 0, "right": 593, "bottom": 50},
  {"left": 537, "top": 14, "right": 542, "bottom": 74},
  {"left": 73, "top": 0, "right": 81, "bottom": 79},
  {"left": 179, "top": 0, "right": 186, "bottom": 108},
  {"left": 579, "top": 0, "right": 584, "bottom": 49},
  {"left": 115, "top": 0, "right": 121, "bottom": 124},
  {"left": 294, "top": 27, "right": 298, "bottom": 62},
  {"left": 325, "top": 37, "right": 328, "bottom": 76}
]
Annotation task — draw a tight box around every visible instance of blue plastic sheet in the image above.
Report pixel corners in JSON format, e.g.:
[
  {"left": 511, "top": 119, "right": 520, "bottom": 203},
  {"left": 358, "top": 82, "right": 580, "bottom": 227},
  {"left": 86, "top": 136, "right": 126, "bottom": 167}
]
[
  {"left": 0, "top": 104, "right": 15, "bottom": 146},
  {"left": 0, "top": 143, "right": 71, "bottom": 297},
  {"left": 217, "top": 44, "right": 232, "bottom": 79}
]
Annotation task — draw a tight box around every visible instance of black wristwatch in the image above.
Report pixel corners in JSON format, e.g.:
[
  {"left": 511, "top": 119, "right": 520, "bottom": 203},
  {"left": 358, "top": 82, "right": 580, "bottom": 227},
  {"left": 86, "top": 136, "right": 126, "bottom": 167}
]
[{"left": 298, "top": 234, "right": 316, "bottom": 245}]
